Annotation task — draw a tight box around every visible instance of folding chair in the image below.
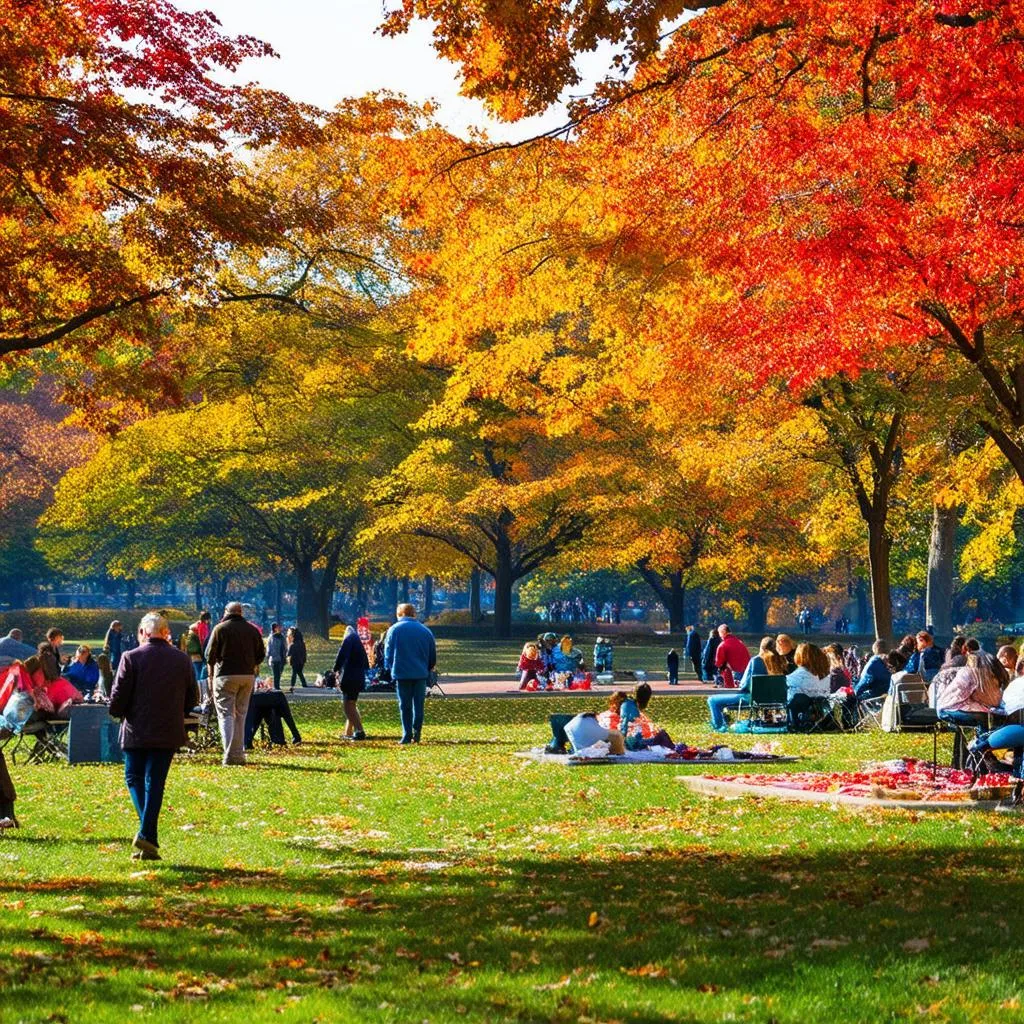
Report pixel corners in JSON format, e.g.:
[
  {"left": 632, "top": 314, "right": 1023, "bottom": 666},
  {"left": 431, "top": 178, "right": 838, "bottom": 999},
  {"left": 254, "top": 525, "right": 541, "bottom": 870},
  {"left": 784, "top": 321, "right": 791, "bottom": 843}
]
[
  {"left": 23, "top": 719, "right": 69, "bottom": 764},
  {"left": 184, "top": 703, "right": 219, "bottom": 753},
  {"left": 734, "top": 675, "right": 789, "bottom": 732}
]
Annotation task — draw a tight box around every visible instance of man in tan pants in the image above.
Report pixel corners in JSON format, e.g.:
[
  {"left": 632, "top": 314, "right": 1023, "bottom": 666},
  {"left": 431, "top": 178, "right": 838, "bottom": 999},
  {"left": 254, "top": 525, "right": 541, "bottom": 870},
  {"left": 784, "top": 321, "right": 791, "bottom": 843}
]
[{"left": 205, "top": 602, "right": 266, "bottom": 765}]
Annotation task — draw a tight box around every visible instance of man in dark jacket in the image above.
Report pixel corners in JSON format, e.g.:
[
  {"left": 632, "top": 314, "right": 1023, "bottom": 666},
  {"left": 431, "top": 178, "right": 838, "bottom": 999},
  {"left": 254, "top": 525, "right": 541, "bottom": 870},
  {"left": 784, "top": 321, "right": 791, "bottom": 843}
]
[
  {"left": 109, "top": 612, "right": 199, "bottom": 861},
  {"left": 206, "top": 602, "right": 266, "bottom": 765},
  {"left": 666, "top": 648, "right": 680, "bottom": 686},
  {"left": 684, "top": 626, "right": 703, "bottom": 682},
  {"left": 266, "top": 623, "right": 286, "bottom": 690}
]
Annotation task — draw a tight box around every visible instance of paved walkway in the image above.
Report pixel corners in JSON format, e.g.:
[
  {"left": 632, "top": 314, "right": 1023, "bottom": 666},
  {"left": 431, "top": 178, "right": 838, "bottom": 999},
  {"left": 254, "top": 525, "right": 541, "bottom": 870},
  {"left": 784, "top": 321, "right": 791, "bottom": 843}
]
[{"left": 288, "top": 677, "right": 724, "bottom": 700}]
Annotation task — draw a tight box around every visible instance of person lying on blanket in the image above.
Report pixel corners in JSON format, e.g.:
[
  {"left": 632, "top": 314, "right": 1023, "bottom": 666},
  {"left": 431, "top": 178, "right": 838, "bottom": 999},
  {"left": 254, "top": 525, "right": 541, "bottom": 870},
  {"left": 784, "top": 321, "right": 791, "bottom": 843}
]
[{"left": 562, "top": 712, "right": 625, "bottom": 755}]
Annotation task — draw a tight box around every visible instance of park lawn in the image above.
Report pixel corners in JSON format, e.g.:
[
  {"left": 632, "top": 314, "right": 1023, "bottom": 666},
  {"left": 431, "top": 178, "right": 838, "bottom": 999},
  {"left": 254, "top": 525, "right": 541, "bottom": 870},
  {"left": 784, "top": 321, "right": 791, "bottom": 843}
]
[{"left": 3, "top": 697, "right": 1022, "bottom": 1023}]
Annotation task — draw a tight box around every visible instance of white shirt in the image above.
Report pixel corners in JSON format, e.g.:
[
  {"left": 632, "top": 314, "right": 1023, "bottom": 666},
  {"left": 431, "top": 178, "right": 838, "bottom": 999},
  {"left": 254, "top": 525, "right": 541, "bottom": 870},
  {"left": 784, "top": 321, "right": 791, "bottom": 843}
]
[
  {"left": 1002, "top": 676, "right": 1024, "bottom": 716},
  {"left": 786, "top": 666, "right": 830, "bottom": 700}
]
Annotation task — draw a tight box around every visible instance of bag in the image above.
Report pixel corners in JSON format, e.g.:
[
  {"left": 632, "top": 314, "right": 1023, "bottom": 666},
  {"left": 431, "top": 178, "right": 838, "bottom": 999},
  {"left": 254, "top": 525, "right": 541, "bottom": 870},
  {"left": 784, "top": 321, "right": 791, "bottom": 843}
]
[
  {"left": 2, "top": 690, "right": 34, "bottom": 731},
  {"left": 880, "top": 692, "right": 898, "bottom": 732}
]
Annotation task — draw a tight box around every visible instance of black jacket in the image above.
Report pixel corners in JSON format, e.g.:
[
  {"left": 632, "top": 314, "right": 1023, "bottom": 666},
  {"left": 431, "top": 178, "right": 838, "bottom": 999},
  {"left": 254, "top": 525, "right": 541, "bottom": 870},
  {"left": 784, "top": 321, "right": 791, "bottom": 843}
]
[
  {"left": 685, "top": 630, "right": 702, "bottom": 661},
  {"left": 666, "top": 651, "right": 680, "bottom": 670},
  {"left": 287, "top": 631, "right": 307, "bottom": 669},
  {"left": 207, "top": 614, "right": 266, "bottom": 677},
  {"left": 109, "top": 638, "right": 199, "bottom": 750},
  {"left": 333, "top": 633, "right": 369, "bottom": 687}
]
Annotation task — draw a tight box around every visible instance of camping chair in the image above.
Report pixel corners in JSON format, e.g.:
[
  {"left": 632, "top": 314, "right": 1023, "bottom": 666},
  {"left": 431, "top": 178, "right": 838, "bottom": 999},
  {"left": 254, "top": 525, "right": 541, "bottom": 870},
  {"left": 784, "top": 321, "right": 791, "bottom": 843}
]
[
  {"left": 23, "top": 718, "right": 69, "bottom": 764},
  {"left": 734, "top": 675, "right": 789, "bottom": 732}
]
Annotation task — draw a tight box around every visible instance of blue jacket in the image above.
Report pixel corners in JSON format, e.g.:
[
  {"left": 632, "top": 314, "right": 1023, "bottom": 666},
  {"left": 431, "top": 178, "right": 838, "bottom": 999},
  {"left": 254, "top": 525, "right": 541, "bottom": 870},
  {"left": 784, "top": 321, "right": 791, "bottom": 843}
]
[
  {"left": 701, "top": 635, "right": 720, "bottom": 678},
  {"left": 855, "top": 655, "right": 891, "bottom": 699},
  {"left": 266, "top": 632, "right": 287, "bottom": 664},
  {"left": 384, "top": 618, "right": 437, "bottom": 681},
  {"left": 64, "top": 656, "right": 100, "bottom": 693},
  {"left": 906, "top": 645, "right": 944, "bottom": 677}
]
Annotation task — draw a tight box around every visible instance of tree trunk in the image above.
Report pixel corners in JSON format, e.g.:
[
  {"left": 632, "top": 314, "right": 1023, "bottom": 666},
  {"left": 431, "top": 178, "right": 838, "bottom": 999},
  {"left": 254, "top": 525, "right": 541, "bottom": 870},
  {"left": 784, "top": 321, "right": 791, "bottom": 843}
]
[
  {"left": 295, "top": 562, "right": 321, "bottom": 637},
  {"left": 469, "top": 569, "right": 481, "bottom": 622},
  {"left": 385, "top": 577, "right": 399, "bottom": 616},
  {"left": 194, "top": 581, "right": 202, "bottom": 613},
  {"left": 493, "top": 548, "right": 513, "bottom": 638},
  {"left": 867, "top": 519, "right": 893, "bottom": 644},
  {"left": 748, "top": 590, "right": 767, "bottom": 634},
  {"left": 216, "top": 576, "right": 230, "bottom": 606},
  {"left": 667, "top": 575, "right": 685, "bottom": 634},
  {"left": 275, "top": 570, "right": 283, "bottom": 624},
  {"left": 400, "top": 576, "right": 411, "bottom": 603},
  {"left": 423, "top": 575, "right": 434, "bottom": 620},
  {"left": 926, "top": 502, "right": 958, "bottom": 644},
  {"left": 855, "top": 576, "right": 869, "bottom": 635},
  {"left": 125, "top": 578, "right": 136, "bottom": 608}
]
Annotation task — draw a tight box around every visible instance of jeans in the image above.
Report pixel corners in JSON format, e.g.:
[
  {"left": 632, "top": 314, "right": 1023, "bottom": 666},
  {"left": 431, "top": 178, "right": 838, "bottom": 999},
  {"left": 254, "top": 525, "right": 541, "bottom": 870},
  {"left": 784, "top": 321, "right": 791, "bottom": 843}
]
[
  {"left": 271, "top": 662, "right": 283, "bottom": 689},
  {"left": 213, "top": 674, "right": 255, "bottom": 764},
  {"left": 396, "top": 678, "right": 427, "bottom": 743},
  {"left": 123, "top": 748, "right": 174, "bottom": 846},
  {"left": 939, "top": 709, "right": 990, "bottom": 769},
  {"left": 708, "top": 693, "right": 743, "bottom": 730},
  {"left": 690, "top": 658, "right": 703, "bottom": 682},
  {"left": 975, "top": 725, "right": 1024, "bottom": 779},
  {"left": 290, "top": 665, "right": 307, "bottom": 688}
]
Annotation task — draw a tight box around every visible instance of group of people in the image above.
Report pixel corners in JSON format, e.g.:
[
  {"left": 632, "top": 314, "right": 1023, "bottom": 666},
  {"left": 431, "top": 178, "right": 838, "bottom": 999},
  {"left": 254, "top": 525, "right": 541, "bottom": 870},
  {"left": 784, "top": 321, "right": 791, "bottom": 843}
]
[
  {"left": 0, "top": 601, "right": 439, "bottom": 857},
  {"left": 540, "top": 599, "right": 624, "bottom": 625},
  {"left": 547, "top": 683, "right": 673, "bottom": 755},
  {"left": 516, "top": 633, "right": 594, "bottom": 690}
]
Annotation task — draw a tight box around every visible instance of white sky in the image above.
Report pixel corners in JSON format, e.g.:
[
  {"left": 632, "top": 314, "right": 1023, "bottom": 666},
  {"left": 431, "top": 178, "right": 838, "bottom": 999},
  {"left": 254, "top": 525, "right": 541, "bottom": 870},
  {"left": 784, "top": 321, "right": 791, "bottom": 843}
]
[{"left": 184, "top": 0, "right": 614, "bottom": 142}]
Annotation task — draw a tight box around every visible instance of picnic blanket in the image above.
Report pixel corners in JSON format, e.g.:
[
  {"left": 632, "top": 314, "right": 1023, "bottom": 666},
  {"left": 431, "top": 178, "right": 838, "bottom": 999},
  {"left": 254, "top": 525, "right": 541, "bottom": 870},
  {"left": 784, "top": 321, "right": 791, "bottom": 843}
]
[{"left": 515, "top": 746, "right": 801, "bottom": 767}]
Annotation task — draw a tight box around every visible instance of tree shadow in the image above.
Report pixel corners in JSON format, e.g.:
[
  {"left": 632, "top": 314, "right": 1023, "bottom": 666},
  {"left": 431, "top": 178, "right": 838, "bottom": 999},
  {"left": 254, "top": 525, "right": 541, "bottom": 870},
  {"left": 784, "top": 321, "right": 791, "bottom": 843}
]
[{"left": 1, "top": 843, "right": 1020, "bottom": 1020}]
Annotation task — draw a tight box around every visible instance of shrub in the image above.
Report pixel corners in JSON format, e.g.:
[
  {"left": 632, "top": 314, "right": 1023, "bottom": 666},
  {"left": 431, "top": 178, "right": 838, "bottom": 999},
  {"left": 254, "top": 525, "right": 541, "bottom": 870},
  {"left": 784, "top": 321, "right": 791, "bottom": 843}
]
[{"left": 0, "top": 608, "right": 193, "bottom": 643}]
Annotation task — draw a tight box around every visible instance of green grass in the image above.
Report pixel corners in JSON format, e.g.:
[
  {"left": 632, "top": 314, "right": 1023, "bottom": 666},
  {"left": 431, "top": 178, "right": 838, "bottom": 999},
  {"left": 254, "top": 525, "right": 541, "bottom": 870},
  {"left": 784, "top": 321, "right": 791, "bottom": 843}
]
[{"left": 3, "top": 696, "right": 1023, "bottom": 1023}]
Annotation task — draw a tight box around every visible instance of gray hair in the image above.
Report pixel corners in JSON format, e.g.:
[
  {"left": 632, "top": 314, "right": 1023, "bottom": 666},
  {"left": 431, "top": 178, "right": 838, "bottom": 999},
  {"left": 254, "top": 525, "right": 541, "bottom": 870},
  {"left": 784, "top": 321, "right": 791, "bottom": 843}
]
[
  {"left": 224, "top": 601, "right": 243, "bottom": 617},
  {"left": 343, "top": 625, "right": 357, "bottom": 639},
  {"left": 139, "top": 612, "right": 169, "bottom": 637},
  {"left": 396, "top": 603, "right": 416, "bottom": 619}
]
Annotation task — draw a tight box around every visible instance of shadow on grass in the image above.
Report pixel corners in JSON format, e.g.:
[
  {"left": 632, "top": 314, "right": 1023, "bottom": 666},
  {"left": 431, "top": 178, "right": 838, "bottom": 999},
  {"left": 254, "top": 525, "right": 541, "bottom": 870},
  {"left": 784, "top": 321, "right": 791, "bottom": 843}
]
[{"left": 1, "top": 844, "right": 1020, "bottom": 1021}]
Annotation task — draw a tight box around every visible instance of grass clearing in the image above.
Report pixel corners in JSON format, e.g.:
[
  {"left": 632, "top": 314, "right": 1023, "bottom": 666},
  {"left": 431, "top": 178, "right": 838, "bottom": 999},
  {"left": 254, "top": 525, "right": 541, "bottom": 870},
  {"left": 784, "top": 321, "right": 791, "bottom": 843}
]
[{"left": 2, "top": 696, "right": 1022, "bottom": 1022}]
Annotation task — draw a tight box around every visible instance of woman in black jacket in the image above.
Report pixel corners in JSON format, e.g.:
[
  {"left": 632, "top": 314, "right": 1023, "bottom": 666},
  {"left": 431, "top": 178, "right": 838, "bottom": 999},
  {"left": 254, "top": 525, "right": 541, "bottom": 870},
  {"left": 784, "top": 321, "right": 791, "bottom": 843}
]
[
  {"left": 333, "top": 626, "right": 368, "bottom": 740},
  {"left": 286, "top": 627, "right": 308, "bottom": 691}
]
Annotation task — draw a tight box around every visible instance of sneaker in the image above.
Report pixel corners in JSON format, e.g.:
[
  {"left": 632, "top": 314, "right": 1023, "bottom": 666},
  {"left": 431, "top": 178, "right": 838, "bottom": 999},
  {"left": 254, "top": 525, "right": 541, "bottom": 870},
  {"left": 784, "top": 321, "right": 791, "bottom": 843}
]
[
  {"left": 0, "top": 817, "right": 15, "bottom": 830},
  {"left": 291, "top": 737, "right": 302, "bottom": 745},
  {"left": 544, "top": 742, "right": 567, "bottom": 755},
  {"left": 132, "top": 836, "right": 160, "bottom": 859},
  {"left": 353, "top": 731, "right": 367, "bottom": 741}
]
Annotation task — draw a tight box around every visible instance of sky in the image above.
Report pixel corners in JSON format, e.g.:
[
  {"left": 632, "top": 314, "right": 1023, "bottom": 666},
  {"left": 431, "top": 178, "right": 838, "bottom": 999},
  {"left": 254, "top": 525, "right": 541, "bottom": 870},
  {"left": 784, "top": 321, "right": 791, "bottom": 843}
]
[{"left": 182, "top": 0, "right": 613, "bottom": 142}]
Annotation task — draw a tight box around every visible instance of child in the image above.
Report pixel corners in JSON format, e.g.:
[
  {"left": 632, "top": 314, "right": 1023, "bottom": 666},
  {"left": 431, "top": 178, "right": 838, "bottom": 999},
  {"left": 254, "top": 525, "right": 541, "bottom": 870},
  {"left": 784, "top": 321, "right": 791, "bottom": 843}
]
[{"left": 518, "top": 642, "right": 546, "bottom": 690}]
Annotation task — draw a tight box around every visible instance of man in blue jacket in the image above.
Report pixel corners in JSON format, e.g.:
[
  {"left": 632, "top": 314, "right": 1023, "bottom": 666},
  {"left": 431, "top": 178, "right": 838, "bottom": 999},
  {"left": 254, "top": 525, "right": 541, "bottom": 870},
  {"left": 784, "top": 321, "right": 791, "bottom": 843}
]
[
  {"left": 855, "top": 639, "right": 892, "bottom": 700},
  {"left": 905, "top": 631, "right": 944, "bottom": 681},
  {"left": 685, "top": 625, "right": 703, "bottom": 681},
  {"left": 384, "top": 603, "right": 437, "bottom": 745}
]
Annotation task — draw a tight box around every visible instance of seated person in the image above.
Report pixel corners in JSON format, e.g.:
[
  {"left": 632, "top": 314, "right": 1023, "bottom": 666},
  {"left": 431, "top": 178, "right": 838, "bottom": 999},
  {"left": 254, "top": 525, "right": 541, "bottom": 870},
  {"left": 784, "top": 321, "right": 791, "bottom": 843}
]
[
  {"left": 997, "top": 644, "right": 1019, "bottom": 682},
  {"left": 708, "top": 636, "right": 787, "bottom": 731},
  {"left": 937, "top": 651, "right": 1004, "bottom": 726},
  {"left": 786, "top": 643, "right": 831, "bottom": 725},
  {"left": 823, "top": 642, "right": 851, "bottom": 693},
  {"left": 854, "top": 639, "right": 892, "bottom": 701},
  {"left": 551, "top": 636, "right": 584, "bottom": 675},
  {"left": 517, "top": 642, "right": 546, "bottom": 690},
  {"left": 905, "top": 631, "right": 945, "bottom": 681},
  {"left": 63, "top": 644, "right": 100, "bottom": 697},
  {"left": 561, "top": 711, "right": 625, "bottom": 755},
  {"left": 597, "top": 690, "right": 629, "bottom": 731},
  {"left": 618, "top": 683, "right": 673, "bottom": 750}
]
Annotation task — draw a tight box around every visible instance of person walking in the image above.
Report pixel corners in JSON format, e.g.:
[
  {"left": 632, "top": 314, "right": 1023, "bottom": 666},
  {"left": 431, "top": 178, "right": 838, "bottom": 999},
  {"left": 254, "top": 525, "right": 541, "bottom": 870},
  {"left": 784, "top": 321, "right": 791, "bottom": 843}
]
[
  {"left": 185, "top": 624, "right": 205, "bottom": 685},
  {"left": 383, "top": 604, "right": 437, "bottom": 745},
  {"left": 206, "top": 602, "right": 265, "bottom": 766},
  {"left": 666, "top": 648, "right": 680, "bottom": 686},
  {"left": 266, "top": 623, "right": 286, "bottom": 690},
  {"left": 684, "top": 625, "right": 703, "bottom": 682},
  {"left": 701, "top": 628, "right": 721, "bottom": 686},
  {"left": 286, "top": 627, "right": 308, "bottom": 691},
  {"left": 334, "top": 625, "right": 369, "bottom": 740},
  {"left": 109, "top": 612, "right": 199, "bottom": 861}
]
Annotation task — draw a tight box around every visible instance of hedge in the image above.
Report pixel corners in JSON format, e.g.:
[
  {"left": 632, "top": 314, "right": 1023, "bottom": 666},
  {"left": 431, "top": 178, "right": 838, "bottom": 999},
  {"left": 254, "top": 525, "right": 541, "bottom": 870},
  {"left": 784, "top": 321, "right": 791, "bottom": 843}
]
[{"left": 0, "top": 608, "right": 194, "bottom": 643}]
